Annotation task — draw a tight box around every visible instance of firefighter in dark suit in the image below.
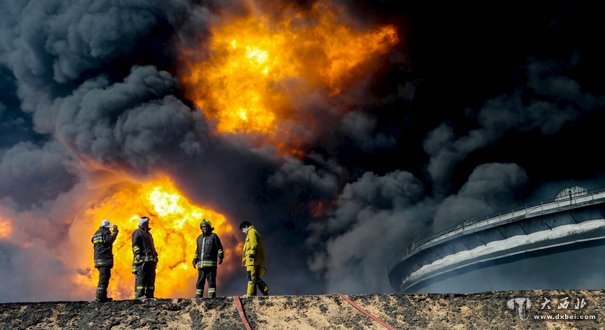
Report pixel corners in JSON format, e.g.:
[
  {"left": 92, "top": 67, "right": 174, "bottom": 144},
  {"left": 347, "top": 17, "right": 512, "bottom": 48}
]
[
  {"left": 91, "top": 219, "right": 118, "bottom": 302},
  {"left": 132, "top": 216, "right": 158, "bottom": 300},
  {"left": 192, "top": 219, "right": 224, "bottom": 298}
]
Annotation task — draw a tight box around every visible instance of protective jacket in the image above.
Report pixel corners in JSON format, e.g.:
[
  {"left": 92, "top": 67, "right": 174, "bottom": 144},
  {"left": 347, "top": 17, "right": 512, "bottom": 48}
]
[
  {"left": 242, "top": 226, "right": 265, "bottom": 267},
  {"left": 91, "top": 227, "right": 118, "bottom": 267},
  {"left": 193, "top": 231, "right": 224, "bottom": 268},
  {"left": 132, "top": 228, "right": 158, "bottom": 263}
]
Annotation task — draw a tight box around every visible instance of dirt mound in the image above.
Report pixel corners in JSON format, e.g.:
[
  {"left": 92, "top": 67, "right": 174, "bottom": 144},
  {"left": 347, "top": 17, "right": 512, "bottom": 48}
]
[{"left": 1, "top": 290, "right": 603, "bottom": 329}]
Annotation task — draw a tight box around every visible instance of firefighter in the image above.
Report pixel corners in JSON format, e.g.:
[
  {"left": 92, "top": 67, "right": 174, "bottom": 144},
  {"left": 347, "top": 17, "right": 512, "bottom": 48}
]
[
  {"left": 192, "top": 219, "right": 224, "bottom": 298},
  {"left": 132, "top": 216, "right": 159, "bottom": 300},
  {"left": 91, "top": 219, "right": 119, "bottom": 302},
  {"left": 239, "top": 221, "right": 270, "bottom": 296}
]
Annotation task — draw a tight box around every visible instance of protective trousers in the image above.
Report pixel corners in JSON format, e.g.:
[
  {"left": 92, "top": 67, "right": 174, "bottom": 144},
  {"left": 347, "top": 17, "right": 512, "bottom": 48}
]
[
  {"left": 195, "top": 267, "right": 217, "bottom": 298},
  {"left": 96, "top": 266, "right": 111, "bottom": 301},
  {"left": 246, "top": 266, "right": 270, "bottom": 296},
  {"left": 135, "top": 262, "right": 156, "bottom": 299}
]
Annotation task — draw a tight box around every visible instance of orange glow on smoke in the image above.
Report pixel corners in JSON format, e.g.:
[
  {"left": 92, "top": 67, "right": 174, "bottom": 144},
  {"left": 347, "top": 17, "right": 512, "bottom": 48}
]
[
  {"left": 310, "top": 200, "right": 328, "bottom": 218},
  {"left": 179, "top": 1, "right": 398, "bottom": 153},
  {"left": 0, "top": 218, "right": 12, "bottom": 239},
  {"left": 77, "top": 177, "right": 236, "bottom": 299}
]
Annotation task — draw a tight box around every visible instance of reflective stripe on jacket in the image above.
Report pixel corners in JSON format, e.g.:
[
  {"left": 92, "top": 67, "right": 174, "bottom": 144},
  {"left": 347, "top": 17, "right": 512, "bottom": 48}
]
[
  {"left": 91, "top": 227, "right": 117, "bottom": 267},
  {"left": 193, "top": 232, "right": 224, "bottom": 268},
  {"left": 132, "top": 228, "right": 158, "bottom": 263}
]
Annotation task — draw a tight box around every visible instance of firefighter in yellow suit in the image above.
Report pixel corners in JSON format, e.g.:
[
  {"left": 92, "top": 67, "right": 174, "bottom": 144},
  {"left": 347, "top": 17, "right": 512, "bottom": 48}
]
[{"left": 239, "top": 221, "right": 270, "bottom": 296}]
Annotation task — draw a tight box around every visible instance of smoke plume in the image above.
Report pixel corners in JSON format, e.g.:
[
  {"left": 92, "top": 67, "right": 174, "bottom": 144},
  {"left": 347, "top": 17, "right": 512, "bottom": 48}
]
[{"left": 1, "top": 0, "right": 605, "bottom": 302}]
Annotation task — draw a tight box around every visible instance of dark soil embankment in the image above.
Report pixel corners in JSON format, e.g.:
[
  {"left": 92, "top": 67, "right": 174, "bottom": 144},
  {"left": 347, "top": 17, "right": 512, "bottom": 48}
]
[{"left": 1, "top": 290, "right": 603, "bottom": 329}]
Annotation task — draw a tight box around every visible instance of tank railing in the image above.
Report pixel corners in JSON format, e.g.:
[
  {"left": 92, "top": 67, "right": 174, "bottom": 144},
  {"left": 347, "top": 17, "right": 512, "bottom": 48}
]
[{"left": 400, "top": 186, "right": 605, "bottom": 259}]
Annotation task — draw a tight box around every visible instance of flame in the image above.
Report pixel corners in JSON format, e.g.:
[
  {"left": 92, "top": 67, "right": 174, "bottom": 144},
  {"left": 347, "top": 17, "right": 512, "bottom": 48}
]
[
  {"left": 310, "top": 200, "right": 328, "bottom": 218},
  {"left": 0, "top": 218, "right": 12, "bottom": 239},
  {"left": 75, "top": 176, "right": 236, "bottom": 299},
  {"left": 179, "top": 1, "right": 398, "bottom": 153}
]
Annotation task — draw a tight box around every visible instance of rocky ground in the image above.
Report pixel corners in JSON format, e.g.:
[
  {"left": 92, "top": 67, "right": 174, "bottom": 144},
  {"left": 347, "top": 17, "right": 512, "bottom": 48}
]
[{"left": 0, "top": 290, "right": 603, "bottom": 329}]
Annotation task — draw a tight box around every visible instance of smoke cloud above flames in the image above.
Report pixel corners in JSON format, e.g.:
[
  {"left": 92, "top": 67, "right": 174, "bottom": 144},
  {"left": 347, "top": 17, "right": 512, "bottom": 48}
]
[{"left": 1, "top": 0, "right": 605, "bottom": 302}]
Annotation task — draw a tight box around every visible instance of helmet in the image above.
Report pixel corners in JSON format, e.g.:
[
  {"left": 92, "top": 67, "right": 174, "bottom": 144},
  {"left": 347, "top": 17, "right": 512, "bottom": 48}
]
[
  {"left": 138, "top": 216, "right": 150, "bottom": 227},
  {"left": 200, "top": 219, "right": 212, "bottom": 229},
  {"left": 101, "top": 219, "right": 112, "bottom": 228}
]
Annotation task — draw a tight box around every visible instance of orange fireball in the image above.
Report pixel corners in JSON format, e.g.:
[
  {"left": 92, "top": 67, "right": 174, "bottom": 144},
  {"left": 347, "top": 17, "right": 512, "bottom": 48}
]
[
  {"left": 179, "top": 1, "right": 398, "bottom": 154},
  {"left": 70, "top": 176, "right": 236, "bottom": 299}
]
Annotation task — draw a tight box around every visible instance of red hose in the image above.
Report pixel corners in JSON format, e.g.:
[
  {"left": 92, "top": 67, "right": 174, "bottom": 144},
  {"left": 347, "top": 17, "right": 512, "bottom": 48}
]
[
  {"left": 336, "top": 293, "right": 396, "bottom": 330},
  {"left": 234, "top": 296, "right": 253, "bottom": 330}
]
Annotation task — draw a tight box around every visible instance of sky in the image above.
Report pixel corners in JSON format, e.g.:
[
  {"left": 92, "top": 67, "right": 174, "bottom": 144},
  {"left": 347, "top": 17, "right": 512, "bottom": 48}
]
[{"left": 1, "top": 0, "right": 605, "bottom": 302}]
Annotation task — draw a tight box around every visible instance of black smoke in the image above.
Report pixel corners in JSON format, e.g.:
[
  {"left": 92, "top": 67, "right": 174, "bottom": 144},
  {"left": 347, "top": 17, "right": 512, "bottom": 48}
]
[{"left": 1, "top": 0, "right": 605, "bottom": 302}]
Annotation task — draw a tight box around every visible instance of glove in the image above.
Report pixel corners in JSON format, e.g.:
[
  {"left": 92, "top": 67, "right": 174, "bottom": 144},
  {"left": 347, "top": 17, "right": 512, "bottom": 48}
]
[
  {"left": 218, "top": 256, "right": 223, "bottom": 265},
  {"left": 192, "top": 260, "right": 198, "bottom": 268},
  {"left": 131, "top": 262, "right": 139, "bottom": 274}
]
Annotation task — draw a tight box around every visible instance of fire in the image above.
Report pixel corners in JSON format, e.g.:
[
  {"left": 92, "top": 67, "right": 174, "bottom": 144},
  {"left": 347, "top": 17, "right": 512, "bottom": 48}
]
[
  {"left": 310, "top": 200, "right": 328, "bottom": 218},
  {"left": 75, "top": 176, "right": 236, "bottom": 299},
  {"left": 179, "top": 1, "right": 398, "bottom": 153},
  {"left": 0, "top": 218, "right": 12, "bottom": 239}
]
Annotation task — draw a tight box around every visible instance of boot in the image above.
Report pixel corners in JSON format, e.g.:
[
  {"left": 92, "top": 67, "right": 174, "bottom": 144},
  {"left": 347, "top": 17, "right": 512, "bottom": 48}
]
[
  {"left": 258, "top": 280, "right": 270, "bottom": 296},
  {"left": 95, "top": 288, "right": 103, "bottom": 302},
  {"left": 145, "top": 288, "right": 155, "bottom": 299},
  {"left": 134, "top": 287, "right": 146, "bottom": 300},
  {"left": 246, "top": 281, "right": 257, "bottom": 296},
  {"left": 102, "top": 291, "right": 113, "bottom": 302},
  {"left": 96, "top": 289, "right": 113, "bottom": 303}
]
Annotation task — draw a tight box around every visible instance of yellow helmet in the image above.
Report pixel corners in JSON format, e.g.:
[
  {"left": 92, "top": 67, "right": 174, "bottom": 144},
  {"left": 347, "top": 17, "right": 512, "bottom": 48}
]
[{"left": 200, "top": 219, "right": 212, "bottom": 229}]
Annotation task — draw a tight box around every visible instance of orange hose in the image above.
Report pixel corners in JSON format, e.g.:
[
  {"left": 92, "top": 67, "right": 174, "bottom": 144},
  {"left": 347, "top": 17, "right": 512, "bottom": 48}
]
[
  {"left": 234, "top": 296, "right": 253, "bottom": 330},
  {"left": 336, "top": 293, "right": 396, "bottom": 330}
]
